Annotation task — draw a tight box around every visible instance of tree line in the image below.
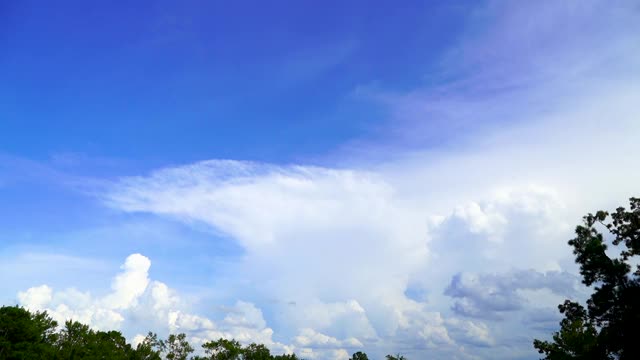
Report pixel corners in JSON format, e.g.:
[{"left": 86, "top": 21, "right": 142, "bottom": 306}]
[{"left": 0, "top": 304, "right": 404, "bottom": 359}]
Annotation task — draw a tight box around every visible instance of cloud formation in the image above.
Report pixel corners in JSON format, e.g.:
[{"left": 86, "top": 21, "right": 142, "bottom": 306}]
[
  {"left": 100, "top": 151, "right": 638, "bottom": 359},
  {"left": 17, "top": 254, "right": 302, "bottom": 356}
]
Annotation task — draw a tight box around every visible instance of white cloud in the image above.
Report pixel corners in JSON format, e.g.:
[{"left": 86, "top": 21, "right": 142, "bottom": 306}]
[
  {"left": 295, "top": 328, "right": 347, "bottom": 348},
  {"left": 149, "top": 281, "right": 179, "bottom": 312},
  {"left": 168, "top": 310, "right": 216, "bottom": 332},
  {"left": 446, "top": 318, "right": 494, "bottom": 348},
  {"left": 103, "top": 253, "right": 151, "bottom": 309},
  {"left": 222, "top": 301, "right": 267, "bottom": 329},
  {"left": 15, "top": 254, "right": 290, "bottom": 354},
  {"left": 296, "top": 347, "right": 351, "bottom": 360},
  {"left": 18, "top": 254, "right": 153, "bottom": 331},
  {"left": 17, "top": 285, "right": 52, "bottom": 310},
  {"left": 284, "top": 300, "right": 376, "bottom": 341}
]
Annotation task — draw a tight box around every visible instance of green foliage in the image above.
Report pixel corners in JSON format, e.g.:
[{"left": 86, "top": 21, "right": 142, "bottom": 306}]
[
  {"left": 0, "top": 306, "right": 312, "bottom": 359},
  {"left": 164, "top": 333, "right": 194, "bottom": 360},
  {"left": 243, "top": 343, "right": 272, "bottom": 360},
  {"left": 0, "top": 305, "right": 58, "bottom": 359},
  {"left": 0, "top": 308, "right": 316, "bottom": 360},
  {"left": 134, "top": 332, "right": 163, "bottom": 360},
  {"left": 55, "top": 320, "right": 136, "bottom": 360},
  {"left": 201, "top": 338, "right": 243, "bottom": 360},
  {"left": 534, "top": 197, "right": 640, "bottom": 359},
  {"left": 533, "top": 301, "right": 602, "bottom": 360},
  {"left": 56, "top": 320, "right": 91, "bottom": 359}
]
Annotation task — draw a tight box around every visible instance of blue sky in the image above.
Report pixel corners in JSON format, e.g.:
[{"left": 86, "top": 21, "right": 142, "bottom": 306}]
[
  {"left": 1, "top": 0, "right": 467, "bottom": 163},
  {"left": 2, "top": 1, "right": 640, "bottom": 359}
]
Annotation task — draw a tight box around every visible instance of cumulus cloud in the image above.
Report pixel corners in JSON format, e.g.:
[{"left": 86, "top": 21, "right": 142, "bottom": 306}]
[
  {"left": 283, "top": 299, "right": 377, "bottom": 341},
  {"left": 18, "top": 254, "right": 155, "bottom": 331},
  {"left": 103, "top": 253, "right": 151, "bottom": 309},
  {"left": 17, "top": 285, "right": 52, "bottom": 310},
  {"left": 297, "top": 347, "right": 351, "bottom": 360},
  {"left": 16, "top": 254, "right": 292, "bottom": 355},
  {"left": 186, "top": 301, "right": 293, "bottom": 354},
  {"left": 294, "top": 328, "right": 362, "bottom": 349}
]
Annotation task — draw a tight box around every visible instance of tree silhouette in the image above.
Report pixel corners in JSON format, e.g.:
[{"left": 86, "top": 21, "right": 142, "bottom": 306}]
[{"left": 534, "top": 197, "right": 640, "bottom": 359}]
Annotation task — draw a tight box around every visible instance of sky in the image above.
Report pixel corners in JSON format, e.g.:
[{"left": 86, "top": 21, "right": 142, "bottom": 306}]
[{"left": 1, "top": 1, "right": 640, "bottom": 359}]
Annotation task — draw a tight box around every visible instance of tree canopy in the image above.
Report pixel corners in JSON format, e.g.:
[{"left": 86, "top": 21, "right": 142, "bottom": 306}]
[{"left": 0, "top": 305, "right": 58, "bottom": 359}]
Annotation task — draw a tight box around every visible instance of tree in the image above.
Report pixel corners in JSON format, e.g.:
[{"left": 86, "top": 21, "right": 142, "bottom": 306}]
[
  {"left": 164, "top": 333, "right": 194, "bottom": 360},
  {"left": 534, "top": 197, "right": 640, "bottom": 359},
  {"left": 89, "top": 330, "right": 135, "bottom": 360},
  {"left": 533, "top": 301, "right": 602, "bottom": 359},
  {"left": 350, "top": 351, "right": 369, "bottom": 360},
  {"left": 134, "top": 332, "right": 163, "bottom": 360},
  {"left": 243, "top": 343, "right": 272, "bottom": 360},
  {"left": 54, "top": 320, "right": 136, "bottom": 360},
  {"left": 201, "top": 338, "right": 243, "bottom": 360},
  {"left": 56, "top": 320, "right": 92, "bottom": 359},
  {"left": 0, "top": 306, "right": 57, "bottom": 359}
]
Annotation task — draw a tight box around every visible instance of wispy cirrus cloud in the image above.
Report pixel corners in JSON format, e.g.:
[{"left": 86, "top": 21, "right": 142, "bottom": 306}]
[{"left": 343, "top": 0, "right": 640, "bottom": 158}]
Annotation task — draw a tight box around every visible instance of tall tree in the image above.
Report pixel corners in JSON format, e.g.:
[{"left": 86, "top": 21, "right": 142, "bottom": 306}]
[
  {"left": 534, "top": 197, "right": 640, "bottom": 359},
  {"left": 164, "top": 333, "right": 194, "bottom": 360},
  {"left": 134, "top": 332, "right": 163, "bottom": 360},
  {"left": 56, "top": 320, "right": 92, "bottom": 359}
]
